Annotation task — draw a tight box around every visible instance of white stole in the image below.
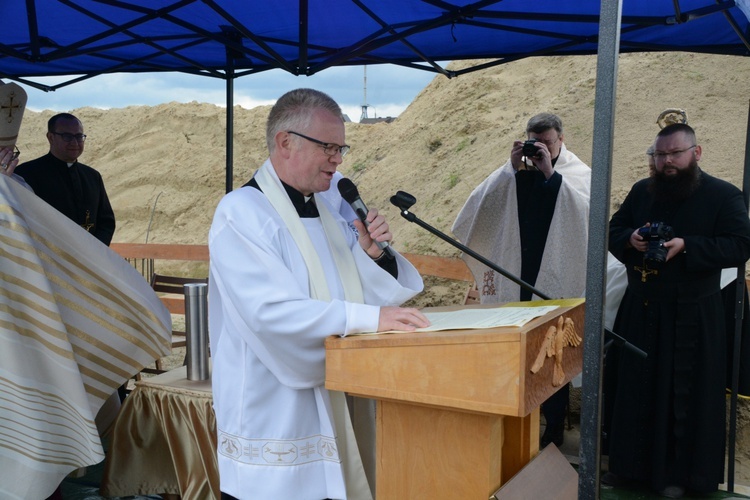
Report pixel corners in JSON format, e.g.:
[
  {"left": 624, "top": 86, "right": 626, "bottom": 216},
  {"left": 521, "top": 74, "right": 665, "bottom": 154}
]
[{"left": 254, "top": 160, "right": 373, "bottom": 500}]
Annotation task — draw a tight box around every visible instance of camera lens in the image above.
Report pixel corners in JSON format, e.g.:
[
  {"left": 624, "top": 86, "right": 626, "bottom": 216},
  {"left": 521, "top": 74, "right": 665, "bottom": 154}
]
[
  {"left": 522, "top": 139, "right": 539, "bottom": 157},
  {"left": 638, "top": 222, "right": 674, "bottom": 268}
]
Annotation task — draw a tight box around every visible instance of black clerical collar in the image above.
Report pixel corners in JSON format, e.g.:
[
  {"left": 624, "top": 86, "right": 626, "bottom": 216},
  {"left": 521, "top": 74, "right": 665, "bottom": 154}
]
[
  {"left": 246, "top": 177, "right": 319, "bottom": 218},
  {"left": 283, "top": 183, "right": 319, "bottom": 218},
  {"left": 45, "top": 152, "right": 77, "bottom": 169}
]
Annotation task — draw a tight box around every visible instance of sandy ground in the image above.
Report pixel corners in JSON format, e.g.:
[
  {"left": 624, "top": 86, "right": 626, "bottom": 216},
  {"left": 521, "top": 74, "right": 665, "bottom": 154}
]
[{"left": 16, "top": 50, "right": 750, "bottom": 485}]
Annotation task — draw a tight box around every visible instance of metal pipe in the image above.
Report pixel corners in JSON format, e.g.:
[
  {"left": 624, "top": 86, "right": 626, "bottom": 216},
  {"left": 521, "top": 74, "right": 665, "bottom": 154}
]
[
  {"left": 185, "top": 283, "right": 209, "bottom": 381},
  {"left": 579, "top": 0, "right": 623, "bottom": 498},
  {"left": 727, "top": 99, "right": 750, "bottom": 491}
]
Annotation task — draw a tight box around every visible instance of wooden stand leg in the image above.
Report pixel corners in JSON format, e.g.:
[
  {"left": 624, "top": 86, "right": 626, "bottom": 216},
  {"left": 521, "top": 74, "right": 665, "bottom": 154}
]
[
  {"left": 501, "top": 408, "right": 539, "bottom": 481},
  {"left": 376, "top": 401, "right": 538, "bottom": 499}
]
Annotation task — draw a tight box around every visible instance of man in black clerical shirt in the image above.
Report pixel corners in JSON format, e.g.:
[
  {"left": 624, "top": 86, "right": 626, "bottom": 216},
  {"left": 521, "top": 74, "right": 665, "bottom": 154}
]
[
  {"left": 15, "top": 113, "right": 115, "bottom": 245},
  {"left": 605, "top": 123, "right": 750, "bottom": 497},
  {"left": 453, "top": 113, "right": 592, "bottom": 449}
]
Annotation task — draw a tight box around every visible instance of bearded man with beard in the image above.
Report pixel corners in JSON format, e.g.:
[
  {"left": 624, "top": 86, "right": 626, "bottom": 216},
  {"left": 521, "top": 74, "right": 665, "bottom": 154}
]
[{"left": 604, "top": 123, "right": 750, "bottom": 498}]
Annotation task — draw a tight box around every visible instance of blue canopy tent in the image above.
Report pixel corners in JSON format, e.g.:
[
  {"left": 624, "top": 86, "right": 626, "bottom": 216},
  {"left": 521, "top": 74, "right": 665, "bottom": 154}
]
[
  {"left": 2, "top": 0, "right": 748, "bottom": 78},
  {"left": 2, "top": 1, "right": 750, "bottom": 498}
]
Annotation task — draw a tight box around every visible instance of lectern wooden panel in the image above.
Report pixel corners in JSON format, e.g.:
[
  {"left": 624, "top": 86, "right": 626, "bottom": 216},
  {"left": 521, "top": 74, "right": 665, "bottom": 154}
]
[{"left": 325, "top": 299, "right": 584, "bottom": 499}]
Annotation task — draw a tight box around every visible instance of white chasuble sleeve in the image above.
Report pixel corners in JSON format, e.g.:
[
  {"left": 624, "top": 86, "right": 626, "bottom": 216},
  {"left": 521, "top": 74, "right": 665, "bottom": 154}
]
[
  {"left": 0, "top": 175, "right": 171, "bottom": 500},
  {"left": 351, "top": 249, "right": 424, "bottom": 319},
  {"left": 452, "top": 161, "right": 521, "bottom": 303}
]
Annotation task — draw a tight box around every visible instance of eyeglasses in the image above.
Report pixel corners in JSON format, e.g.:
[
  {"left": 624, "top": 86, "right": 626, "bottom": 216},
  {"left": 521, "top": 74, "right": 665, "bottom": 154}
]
[
  {"left": 51, "top": 132, "right": 87, "bottom": 143},
  {"left": 651, "top": 145, "right": 696, "bottom": 161},
  {"left": 288, "top": 131, "right": 350, "bottom": 158}
]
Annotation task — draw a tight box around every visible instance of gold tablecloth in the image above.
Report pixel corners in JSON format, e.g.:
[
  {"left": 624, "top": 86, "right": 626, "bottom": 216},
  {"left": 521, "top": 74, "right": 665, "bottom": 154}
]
[{"left": 100, "top": 366, "right": 219, "bottom": 499}]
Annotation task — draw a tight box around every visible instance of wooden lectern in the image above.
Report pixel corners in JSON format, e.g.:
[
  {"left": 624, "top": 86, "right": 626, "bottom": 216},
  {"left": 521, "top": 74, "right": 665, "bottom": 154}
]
[{"left": 325, "top": 298, "right": 585, "bottom": 499}]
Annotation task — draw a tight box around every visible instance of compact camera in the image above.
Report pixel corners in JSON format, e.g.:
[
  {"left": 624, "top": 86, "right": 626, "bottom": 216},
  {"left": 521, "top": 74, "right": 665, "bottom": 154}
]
[
  {"left": 522, "top": 138, "right": 540, "bottom": 157},
  {"left": 637, "top": 222, "right": 675, "bottom": 267}
]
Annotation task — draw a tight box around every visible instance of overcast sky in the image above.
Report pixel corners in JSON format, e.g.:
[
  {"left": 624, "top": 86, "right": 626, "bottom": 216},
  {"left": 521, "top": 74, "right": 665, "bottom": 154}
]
[{"left": 17, "top": 64, "right": 438, "bottom": 123}]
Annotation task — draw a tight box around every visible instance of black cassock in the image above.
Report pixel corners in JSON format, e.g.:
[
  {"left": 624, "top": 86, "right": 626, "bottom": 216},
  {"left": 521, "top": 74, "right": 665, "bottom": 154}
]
[
  {"left": 16, "top": 152, "right": 115, "bottom": 245},
  {"left": 515, "top": 169, "right": 571, "bottom": 439},
  {"left": 607, "top": 170, "right": 750, "bottom": 493}
]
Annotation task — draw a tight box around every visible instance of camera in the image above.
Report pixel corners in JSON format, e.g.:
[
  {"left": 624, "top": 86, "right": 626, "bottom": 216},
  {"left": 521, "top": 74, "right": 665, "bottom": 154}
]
[
  {"left": 637, "top": 222, "right": 675, "bottom": 267},
  {"left": 522, "top": 138, "right": 540, "bottom": 157}
]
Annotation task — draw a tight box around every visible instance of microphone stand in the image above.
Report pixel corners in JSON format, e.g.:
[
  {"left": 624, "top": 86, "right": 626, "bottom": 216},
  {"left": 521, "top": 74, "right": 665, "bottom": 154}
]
[{"left": 390, "top": 191, "right": 646, "bottom": 359}]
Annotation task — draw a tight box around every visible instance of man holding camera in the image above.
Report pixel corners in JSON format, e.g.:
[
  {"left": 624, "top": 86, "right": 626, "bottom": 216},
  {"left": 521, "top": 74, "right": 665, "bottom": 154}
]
[
  {"left": 453, "top": 112, "right": 591, "bottom": 448},
  {"left": 606, "top": 123, "right": 750, "bottom": 497}
]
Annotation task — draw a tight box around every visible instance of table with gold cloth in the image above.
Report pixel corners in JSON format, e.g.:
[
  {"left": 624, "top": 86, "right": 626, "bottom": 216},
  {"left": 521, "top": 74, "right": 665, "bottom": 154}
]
[{"left": 100, "top": 365, "right": 219, "bottom": 499}]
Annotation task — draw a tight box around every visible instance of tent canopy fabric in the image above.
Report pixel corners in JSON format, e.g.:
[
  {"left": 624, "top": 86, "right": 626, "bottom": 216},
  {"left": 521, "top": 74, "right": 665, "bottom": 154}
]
[{"left": 1, "top": 0, "right": 748, "bottom": 90}]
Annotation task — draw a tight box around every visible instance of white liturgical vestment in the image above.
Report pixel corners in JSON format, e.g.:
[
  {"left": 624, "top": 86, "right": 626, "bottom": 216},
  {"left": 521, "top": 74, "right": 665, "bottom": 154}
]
[
  {"left": 0, "top": 174, "right": 171, "bottom": 500},
  {"left": 208, "top": 160, "right": 423, "bottom": 499},
  {"left": 452, "top": 144, "right": 591, "bottom": 303}
]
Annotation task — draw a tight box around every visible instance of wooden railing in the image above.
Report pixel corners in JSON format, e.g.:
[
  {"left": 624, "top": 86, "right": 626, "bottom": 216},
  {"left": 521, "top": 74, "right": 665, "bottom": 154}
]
[
  {"left": 111, "top": 243, "right": 210, "bottom": 261},
  {"left": 400, "top": 252, "right": 473, "bottom": 282},
  {"left": 110, "top": 243, "right": 472, "bottom": 283},
  {"left": 111, "top": 243, "right": 210, "bottom": 281}
]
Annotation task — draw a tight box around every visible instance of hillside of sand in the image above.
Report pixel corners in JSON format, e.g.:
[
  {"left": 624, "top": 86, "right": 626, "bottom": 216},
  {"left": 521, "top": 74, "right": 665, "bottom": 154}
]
[
  {"left": 16, "top": 53, "right": 750, "bottom": 254},
  {"left": 13, "top": 50, "right": 750, "bottom": 483}
]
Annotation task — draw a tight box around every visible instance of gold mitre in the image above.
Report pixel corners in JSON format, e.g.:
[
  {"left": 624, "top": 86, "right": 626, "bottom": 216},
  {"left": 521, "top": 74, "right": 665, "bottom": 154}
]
[
  {"left": 656, "top": 108, "right": 688, "bottom": 129},
  {"left": 0, "top": 81, "right": 28, "bottom": 147}
]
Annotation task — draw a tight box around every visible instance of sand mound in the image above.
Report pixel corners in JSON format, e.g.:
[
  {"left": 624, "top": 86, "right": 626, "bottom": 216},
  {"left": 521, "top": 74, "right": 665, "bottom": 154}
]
[{"left": 17, "top": 52, "right": 750, "bottom": 253}]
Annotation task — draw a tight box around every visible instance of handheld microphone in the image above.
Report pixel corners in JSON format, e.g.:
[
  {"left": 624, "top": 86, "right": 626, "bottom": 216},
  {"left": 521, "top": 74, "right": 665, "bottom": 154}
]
[{"left": 337, "top": 177, "right": 393, "bottom": 258}]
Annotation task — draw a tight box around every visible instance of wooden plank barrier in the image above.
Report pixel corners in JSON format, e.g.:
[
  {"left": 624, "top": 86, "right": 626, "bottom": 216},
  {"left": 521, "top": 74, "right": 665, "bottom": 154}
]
[
  {"left": 111, "top": 243, "right": 473, "bottom": 283},
  {"left": 110, "top": 244, "right": 477, "bottom": 329},
  {"left": 110, "top": 243, "right": 209, "bottom": 261},
  {"left": 401, "top": 252, "right": 473, "bottom": 282}
]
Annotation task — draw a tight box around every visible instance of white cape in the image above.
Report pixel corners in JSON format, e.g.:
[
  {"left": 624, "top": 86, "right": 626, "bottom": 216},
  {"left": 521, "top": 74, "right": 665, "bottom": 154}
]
[
  {"left": 452, "top": 144, "right": 591, "bottom": 303},
  {"left": 0, "top": 175, "right": 171, "bottom": 499}
]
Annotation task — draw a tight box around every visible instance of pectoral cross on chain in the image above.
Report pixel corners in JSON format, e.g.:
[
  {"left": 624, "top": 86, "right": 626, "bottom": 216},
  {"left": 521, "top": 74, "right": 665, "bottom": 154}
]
[
  {"left": 634, "top": 263, "right": 658, "bottom": 282},
  {"left": 81, "top": 210, "right": 94, "bottom": 232}
]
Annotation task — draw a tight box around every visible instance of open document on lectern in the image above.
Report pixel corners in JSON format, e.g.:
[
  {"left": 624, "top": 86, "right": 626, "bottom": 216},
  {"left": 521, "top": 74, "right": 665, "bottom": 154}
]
[{"left": 415, "top": 305, "right": 559, "bottom": 332}]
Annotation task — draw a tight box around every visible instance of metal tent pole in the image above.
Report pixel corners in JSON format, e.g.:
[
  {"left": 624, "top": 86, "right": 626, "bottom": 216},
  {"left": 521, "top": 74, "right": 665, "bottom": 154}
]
[
  {"left": 224, "top": 27, "right": 242, "bottom": 194},
  {"left": 727, "top": 100, "right": 750, "bottom": 492},
  {"left": 579, "top": 0, "right": 622, "bottom": 498},
  {"left": 225, "top": 66, "right": 234, "bottom": 194}
]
